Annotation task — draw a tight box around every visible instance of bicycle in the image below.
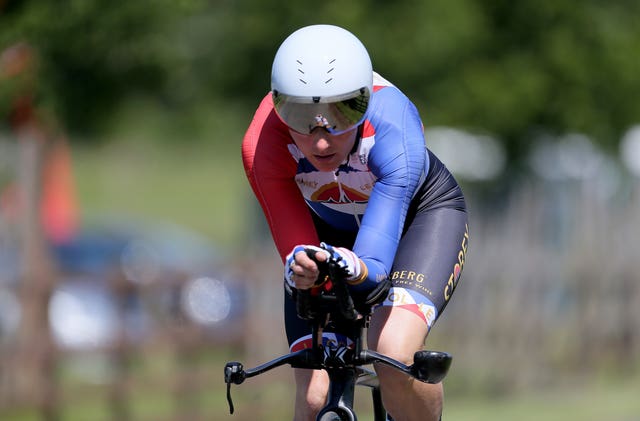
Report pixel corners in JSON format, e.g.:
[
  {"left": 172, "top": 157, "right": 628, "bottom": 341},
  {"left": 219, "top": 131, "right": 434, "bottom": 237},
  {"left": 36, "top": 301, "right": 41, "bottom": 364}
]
[{"left": 224, "top": 248, "right": 452, "bottom": 420}]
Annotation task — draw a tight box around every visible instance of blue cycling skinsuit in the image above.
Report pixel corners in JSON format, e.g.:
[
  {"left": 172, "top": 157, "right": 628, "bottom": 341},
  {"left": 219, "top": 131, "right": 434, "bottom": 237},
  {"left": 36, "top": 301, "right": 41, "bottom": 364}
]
[{"left": 242, "top": 72, "right": 469, "bottom": 351}]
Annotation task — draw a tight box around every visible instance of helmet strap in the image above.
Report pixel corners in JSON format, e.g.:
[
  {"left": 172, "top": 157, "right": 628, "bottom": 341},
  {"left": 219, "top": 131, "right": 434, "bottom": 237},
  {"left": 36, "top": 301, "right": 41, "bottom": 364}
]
[{"left": 349, "top": 123, "right": 364, "bottom": 156}]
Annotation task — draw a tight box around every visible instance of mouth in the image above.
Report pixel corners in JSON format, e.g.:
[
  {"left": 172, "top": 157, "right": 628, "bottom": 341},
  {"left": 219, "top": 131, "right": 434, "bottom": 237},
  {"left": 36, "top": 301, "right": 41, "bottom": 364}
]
[{"left": 314, "top": 153, "right": 336, "bottom": 162}]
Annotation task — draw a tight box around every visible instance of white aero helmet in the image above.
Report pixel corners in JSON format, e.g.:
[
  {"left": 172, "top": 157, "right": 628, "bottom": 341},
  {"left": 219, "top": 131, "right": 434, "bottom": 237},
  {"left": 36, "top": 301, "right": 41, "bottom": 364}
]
[{"left": 271, "top": 24, "right": 373, "bottom": 135}]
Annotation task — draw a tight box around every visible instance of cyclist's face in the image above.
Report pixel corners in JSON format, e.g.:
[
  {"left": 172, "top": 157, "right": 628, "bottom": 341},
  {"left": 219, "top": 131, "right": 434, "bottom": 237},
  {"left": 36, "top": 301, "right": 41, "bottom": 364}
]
[{"left": 289, "top": 127, "right": 358, "bottom": 172}]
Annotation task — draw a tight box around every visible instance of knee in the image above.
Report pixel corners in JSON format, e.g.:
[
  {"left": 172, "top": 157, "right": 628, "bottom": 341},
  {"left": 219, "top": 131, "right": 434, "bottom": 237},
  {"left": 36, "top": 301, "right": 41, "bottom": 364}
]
[
  {"left": 373, "top": 344, "right": 415, "bottom": 393},
  {"left": 303, "top": 381, "right": 328, "bottom": 413},
  {"left": 295, "top": 369, "right": 329, "bottom": 419},
  {"left": 375, "top": 361, "right": 412, "bottom": 394},
  {"left": 371, "top": 335, "right": 416, "bottom": 368},
  {"left": 375, "top": 365, "right": 443, "bottom": 421}
]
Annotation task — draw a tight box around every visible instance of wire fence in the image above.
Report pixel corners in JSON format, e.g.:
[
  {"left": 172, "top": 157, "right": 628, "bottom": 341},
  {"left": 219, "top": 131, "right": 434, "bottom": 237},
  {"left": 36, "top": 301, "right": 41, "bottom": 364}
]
[{"left": 430, "top": 180, "right": 640, "bottom": 395}]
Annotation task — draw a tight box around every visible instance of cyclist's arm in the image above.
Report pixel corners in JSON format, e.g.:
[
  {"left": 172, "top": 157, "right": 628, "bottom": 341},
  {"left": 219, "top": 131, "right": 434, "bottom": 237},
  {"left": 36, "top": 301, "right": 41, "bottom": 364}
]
[
  {"left": 352, "top": 89, "right": 428, "bottom": 289},
  {"left": 242, "top": 94, "right": 319, "bottom": 263}
]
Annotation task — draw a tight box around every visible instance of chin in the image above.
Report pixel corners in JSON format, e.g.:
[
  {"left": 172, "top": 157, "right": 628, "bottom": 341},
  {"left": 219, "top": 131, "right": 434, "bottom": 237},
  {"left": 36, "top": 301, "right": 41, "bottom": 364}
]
[{"left": 314, "top": 163, "right": 337, "bottom": 172}]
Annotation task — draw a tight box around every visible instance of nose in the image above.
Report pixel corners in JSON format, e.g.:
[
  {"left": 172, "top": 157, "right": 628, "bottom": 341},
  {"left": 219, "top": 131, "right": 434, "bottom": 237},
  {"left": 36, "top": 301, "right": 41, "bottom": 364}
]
[{"left": 311, "top": 130, "right": 332, "bottom": 151}]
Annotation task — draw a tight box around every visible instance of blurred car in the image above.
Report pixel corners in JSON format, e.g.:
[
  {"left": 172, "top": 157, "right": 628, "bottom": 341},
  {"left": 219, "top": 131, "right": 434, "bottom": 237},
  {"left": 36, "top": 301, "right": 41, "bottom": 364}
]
[{"left": 1, "top": 214, "right": 246, "bottom": 351}]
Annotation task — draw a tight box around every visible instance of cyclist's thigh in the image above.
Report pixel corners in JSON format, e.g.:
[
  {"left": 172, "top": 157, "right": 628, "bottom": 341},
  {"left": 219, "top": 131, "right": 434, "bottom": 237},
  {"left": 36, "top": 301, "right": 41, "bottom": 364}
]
[
  {"left": 369, "top": 304, "right": 430, "bottom": 363},
  {"left": 380, "top": 206, "right": 469, "bottom": 330}
]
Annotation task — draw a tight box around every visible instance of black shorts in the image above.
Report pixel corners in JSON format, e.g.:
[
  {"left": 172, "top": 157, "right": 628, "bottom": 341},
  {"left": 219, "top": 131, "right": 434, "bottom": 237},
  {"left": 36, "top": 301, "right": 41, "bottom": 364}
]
[{"left": 285, "top": 150, "right": 469, "bottom": 350}]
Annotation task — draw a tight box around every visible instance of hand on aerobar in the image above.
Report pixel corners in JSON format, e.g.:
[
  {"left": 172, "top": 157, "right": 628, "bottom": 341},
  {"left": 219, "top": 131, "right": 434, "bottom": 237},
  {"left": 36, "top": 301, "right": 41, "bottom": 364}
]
[{"left": 284, "top": 243, "right": 367, "bottom": 290}]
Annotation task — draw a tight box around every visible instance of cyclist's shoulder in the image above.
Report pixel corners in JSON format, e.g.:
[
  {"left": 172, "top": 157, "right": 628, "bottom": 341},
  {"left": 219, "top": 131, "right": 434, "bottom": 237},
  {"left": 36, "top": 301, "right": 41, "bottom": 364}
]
[
  {"left": 368, "top": 72, "right": 420, "bottom": 123},
  {"left": 371, "top": 72, "right": 413, "bottom": 101}
]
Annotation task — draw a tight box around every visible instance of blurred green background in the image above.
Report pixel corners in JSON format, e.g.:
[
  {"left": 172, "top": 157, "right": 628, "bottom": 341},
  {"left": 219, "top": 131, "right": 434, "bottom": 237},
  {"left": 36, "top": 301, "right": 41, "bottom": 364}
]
[{"left": 1, "top": 1, "right": 640, "bottom": 420}]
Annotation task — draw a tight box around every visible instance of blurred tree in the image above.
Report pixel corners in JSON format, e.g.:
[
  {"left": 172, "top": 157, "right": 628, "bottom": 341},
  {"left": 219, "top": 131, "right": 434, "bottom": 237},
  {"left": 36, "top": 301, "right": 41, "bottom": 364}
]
[
  {"left": 1, "top": 0, "right": 639, "bottom": 163},
  {"left": 361, "top": 0, "right": 640, "bottom": 165},
  {"left": 0, "top": 0, "right": 200, "bottom": 134}
]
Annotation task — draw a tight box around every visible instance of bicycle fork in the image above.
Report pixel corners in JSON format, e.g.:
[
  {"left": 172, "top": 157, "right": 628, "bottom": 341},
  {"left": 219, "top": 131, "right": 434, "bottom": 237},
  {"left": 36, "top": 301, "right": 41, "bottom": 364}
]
[{"left": 317, "top": 368, "right": 358, "bottom": 420}]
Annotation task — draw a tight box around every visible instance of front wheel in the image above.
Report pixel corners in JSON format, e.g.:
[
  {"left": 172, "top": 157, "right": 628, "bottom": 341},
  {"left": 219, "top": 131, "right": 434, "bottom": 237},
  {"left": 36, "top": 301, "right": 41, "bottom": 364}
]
[
  {"left": 318, "top": 412, "right": 342, "bottom": 421},
  {"left": 317, "top": 407, "right": 355, "bottom": 421}
]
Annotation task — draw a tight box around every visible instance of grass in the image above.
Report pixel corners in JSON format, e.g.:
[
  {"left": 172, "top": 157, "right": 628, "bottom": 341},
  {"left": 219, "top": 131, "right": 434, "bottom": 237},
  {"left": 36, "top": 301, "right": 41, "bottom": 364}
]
[
  {"left": 444, "top": 375, "right": 640, "bottom": 421},
  {"left": 70, "top": 98, "right": 260, "bottom": 253},
  {"left": 72, "top": 136, "right": 253, "bottom": 252}
]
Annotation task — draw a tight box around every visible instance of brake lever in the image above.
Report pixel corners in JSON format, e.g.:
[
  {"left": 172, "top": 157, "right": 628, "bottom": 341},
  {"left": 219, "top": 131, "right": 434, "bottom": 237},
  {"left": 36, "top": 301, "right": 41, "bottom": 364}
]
[
  {"left": 226, "top": 383, "right": 234, "bottom": 414},
  {"left": 330, "top": 267, "right": 357, "bottom": 320},
  {"left": 224, "top": 362, "right": 246, "bottom": 414}
]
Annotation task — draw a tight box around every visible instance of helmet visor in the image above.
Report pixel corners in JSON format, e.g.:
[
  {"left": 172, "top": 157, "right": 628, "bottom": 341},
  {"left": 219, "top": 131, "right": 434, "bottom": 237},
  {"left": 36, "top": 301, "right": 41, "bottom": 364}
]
[{"left": 272, "top": 87, "right": 370, "bottom": 135}]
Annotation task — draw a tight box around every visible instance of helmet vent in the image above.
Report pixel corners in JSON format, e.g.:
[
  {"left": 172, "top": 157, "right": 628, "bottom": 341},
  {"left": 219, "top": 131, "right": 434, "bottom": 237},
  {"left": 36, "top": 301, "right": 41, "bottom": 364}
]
[
  {"left": 325, "top": 59, "right": 336, "bottom": 84},
  {"left": 296, "top": 59, "right": 307, "bottom": 84}
]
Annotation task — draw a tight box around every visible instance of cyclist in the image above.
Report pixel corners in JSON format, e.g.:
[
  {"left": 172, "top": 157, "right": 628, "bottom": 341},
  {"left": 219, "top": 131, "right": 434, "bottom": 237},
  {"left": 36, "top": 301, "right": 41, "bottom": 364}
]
[{"left": 242, "top": 24, "right": 469, "bottom": 421}]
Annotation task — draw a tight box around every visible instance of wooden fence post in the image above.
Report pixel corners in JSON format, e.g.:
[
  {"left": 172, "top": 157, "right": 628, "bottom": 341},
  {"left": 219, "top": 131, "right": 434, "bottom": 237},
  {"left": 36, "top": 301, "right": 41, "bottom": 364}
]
[{"left": 14, "top": 131, "right": 59, "bottom": 420}]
